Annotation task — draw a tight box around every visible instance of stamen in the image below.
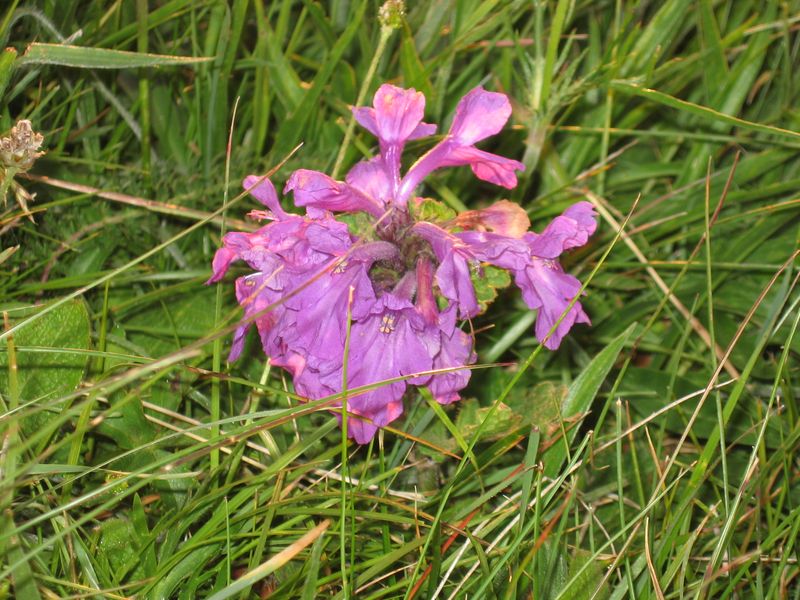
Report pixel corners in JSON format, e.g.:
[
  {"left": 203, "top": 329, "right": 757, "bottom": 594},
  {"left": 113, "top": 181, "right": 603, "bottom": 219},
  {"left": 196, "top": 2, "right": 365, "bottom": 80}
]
[{"left": 379, "top": 314, "right": 396, "bottom": 334}]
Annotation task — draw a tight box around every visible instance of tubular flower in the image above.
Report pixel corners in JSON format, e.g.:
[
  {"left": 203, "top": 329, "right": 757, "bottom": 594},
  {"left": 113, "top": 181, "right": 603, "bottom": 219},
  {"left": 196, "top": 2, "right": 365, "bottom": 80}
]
[{"left": 209, "top": 84, "right": 597, "bottom": 443}]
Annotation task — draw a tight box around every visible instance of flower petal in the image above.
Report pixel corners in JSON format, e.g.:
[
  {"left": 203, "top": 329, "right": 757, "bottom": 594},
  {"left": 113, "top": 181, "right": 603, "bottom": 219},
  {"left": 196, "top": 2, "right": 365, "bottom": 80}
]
[
  {"left": 414, "top": 222, "right": 480, "bottom": 319},
  {"left": 372, "top": 84, "right": 429, "bottom": 144},
  {"left": 440, "top": 145, "right": 524, "bottom": 188},
  {"left": 285, "top": 169, "right": 384, "bottom": 217},
  {"left": 427, "top": 308, "right": 475, "bottom": 404},
  {"left": 513, "top": 259, "right": 590, "bottom": 349},
  {"left": 449, "top": 87, "right": 513, "bottom": 145},
  {"left": 243, "top": 175, "right": 289, "bottom": 219},
  {"left": 526, "top": 202, "right": 598, "bottom": 258},
  {"left": 457, "top": 231, "right": 530, "bottom": 271},
  {"left": 345, "top": 157, "right": 392, "bottom": 206}
]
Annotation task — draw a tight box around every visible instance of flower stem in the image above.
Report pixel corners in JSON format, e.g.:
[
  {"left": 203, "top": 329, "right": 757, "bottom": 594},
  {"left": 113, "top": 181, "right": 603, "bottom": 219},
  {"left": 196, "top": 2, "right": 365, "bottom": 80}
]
[{"left": 331, "top": 24, "right": 394, "bottom": 179}]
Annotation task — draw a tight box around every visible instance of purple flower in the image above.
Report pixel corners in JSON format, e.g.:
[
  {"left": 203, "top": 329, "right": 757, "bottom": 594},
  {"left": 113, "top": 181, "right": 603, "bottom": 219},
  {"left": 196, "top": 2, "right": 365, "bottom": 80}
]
[
  {"left": 413, "top": 222, "right": 481, "bottom": 319},
  {"left": 454, "top": 201, "right": 598, "bottom": 349},
  {"left": 208, "top": 83, "right": 595, "bottom": 443},
  {"left": 353, "top": 84, "right": 436, "bottom": 192},
  {"left": 344, "top": 292, "right": 434, "bottom": 443},
  {"left": 396, "top": 87, "right": 525, "bottom": 204}
]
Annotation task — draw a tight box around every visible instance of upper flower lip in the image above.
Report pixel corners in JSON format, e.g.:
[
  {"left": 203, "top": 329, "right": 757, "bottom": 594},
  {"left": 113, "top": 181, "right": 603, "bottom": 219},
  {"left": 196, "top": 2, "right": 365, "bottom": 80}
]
[
  {"left": 352, "top": 84, "right": 437, "bottom": 146},
  {"left": 395, "top": 86, "right": 525, "bottom": 204}
]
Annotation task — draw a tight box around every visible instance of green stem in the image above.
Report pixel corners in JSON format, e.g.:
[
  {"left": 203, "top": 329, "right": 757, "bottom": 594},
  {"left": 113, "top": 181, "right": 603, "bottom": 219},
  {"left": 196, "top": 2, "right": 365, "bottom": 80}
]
[
  {"left": 136, "top": 0, "right": 151, "bottom": 190},
  {"left": 340, "top": 285, "right": 355, "bottom": 597},
  {"left": 331, "top": 25, "right": 394, "bottom": 179}
]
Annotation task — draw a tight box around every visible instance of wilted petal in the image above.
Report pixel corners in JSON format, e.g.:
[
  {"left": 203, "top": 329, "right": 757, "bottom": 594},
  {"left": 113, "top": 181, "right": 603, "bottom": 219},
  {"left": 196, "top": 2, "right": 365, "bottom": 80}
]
[
  {"left": 285, "top": 169, "right": 384, "bottom": 217},
  {"left": 455, "top": 199, "right": 531, "bottom": 238},
  {"left": 449, "top": 87, "right": 513, "bottom": 145}
]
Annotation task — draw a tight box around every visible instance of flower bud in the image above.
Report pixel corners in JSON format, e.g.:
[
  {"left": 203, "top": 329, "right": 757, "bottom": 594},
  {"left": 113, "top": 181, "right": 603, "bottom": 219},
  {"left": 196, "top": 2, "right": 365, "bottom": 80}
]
[{"left": 378, "top": 0, "right": 406, "bottom": 29}]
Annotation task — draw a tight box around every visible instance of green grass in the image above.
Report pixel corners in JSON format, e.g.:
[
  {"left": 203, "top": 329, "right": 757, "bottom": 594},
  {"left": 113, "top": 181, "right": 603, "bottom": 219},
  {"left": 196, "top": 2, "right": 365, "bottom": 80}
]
[{"left": 1, "top": 1, "right": 799, "bottom": 598}]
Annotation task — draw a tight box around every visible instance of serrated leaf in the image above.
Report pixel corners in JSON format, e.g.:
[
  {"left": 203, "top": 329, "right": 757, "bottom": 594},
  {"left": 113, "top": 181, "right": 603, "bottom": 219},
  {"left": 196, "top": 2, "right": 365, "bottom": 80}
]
[
  {"left": 471, "top": 264, "right": 512, "bottom": 312},
  {"left": 410, "top": 197, "right": 458, "bottom": 223}
]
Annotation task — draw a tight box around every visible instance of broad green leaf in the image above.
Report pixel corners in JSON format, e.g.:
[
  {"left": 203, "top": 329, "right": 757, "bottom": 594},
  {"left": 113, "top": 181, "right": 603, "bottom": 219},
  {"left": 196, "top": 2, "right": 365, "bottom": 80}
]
[
  {"left": 0, "top": 300, "right": 90, "bottom": 435},
  {"left": 544, "top": 324, "right": 634, "bottom": 477},
  {"left": 547, "top": 548, "right": 609, "bottom": 600},
  {"left": 96, "top": 518, "right": 141, "bottom": 583},
  {"left": 19, "top": 43, "right": 211, "bottom": 69}
]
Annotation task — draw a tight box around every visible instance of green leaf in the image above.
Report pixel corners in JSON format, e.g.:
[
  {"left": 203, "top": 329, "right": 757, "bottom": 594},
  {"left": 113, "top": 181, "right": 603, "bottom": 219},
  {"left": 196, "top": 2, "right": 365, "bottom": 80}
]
[
  {"left": 544, "top": 323, "right": 634, "bottom": 477},
  {"left": 610, "top": 80, "right": 800, "bottom": 141},
  {"left": 409, "top": 197, "right": 457, "bottom": 223},
  {"left": 18, "top": 43, "right": 212, "bottom": 69},
  {"left": 96, "top": 518, "right": 142, "bottom": 583},
  {"left": 400, "top": 31, "right": 432, "bottom": 98},
  {"left": 1, "top": 513, "right": 41, "bottom": 600},
  {"left": 547, "top": 548, "right": 609, "bottom": 600},
  {"left": 0, "top": 47, "right": 16, "bottom": 102},
  {"left": 471, "top": 265, "right": 512, "bottom": 313},
  {"left": 271, "top": 0, "right": 367, "bottom": 159},
  {"left": 0, "top": 300, "right": 90, "bottom": 435}
]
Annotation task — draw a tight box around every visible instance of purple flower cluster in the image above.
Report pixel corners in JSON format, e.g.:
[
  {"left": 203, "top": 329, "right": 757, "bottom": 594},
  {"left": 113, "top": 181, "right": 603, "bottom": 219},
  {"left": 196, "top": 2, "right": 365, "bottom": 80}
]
[{"left": 208, "top": 84, "right": 597, "bottom": 443}]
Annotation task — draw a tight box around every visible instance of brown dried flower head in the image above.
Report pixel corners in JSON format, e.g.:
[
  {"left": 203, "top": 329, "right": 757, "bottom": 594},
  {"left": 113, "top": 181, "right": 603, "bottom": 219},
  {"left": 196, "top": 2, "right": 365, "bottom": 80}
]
[{"left": 0, "top": 119, "right": 45, "bottom": 172}]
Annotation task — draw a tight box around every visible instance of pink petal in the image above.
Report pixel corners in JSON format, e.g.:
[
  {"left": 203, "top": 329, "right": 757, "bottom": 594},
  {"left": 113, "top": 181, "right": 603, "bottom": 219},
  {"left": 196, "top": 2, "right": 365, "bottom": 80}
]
[
  {"left": 285, "top": 169, "right": 384, "bottom": 217},
  {"left": 449, "top": 87, "right": 513, "bottom": 145},
  {"left": 442, "top": 145, "right": 524, "bottom": 188},
  {"left": 373, "top": 84, "right": 427, "bottom": 144},
  {"left": 243, "top": 175, "right": 288, "bottom": 219},
  {"left": 526, "top": 202, "right": 598, "bottom": 258},
  {"left": 345, "top": 158, "right": 392, "bottom": 205}
]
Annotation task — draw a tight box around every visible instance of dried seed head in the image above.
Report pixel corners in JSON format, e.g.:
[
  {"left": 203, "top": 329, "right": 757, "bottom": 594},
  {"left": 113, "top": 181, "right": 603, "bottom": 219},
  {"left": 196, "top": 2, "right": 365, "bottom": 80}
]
[{"left": 0, "top": 120, "right": 45, "bottom": 172}]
